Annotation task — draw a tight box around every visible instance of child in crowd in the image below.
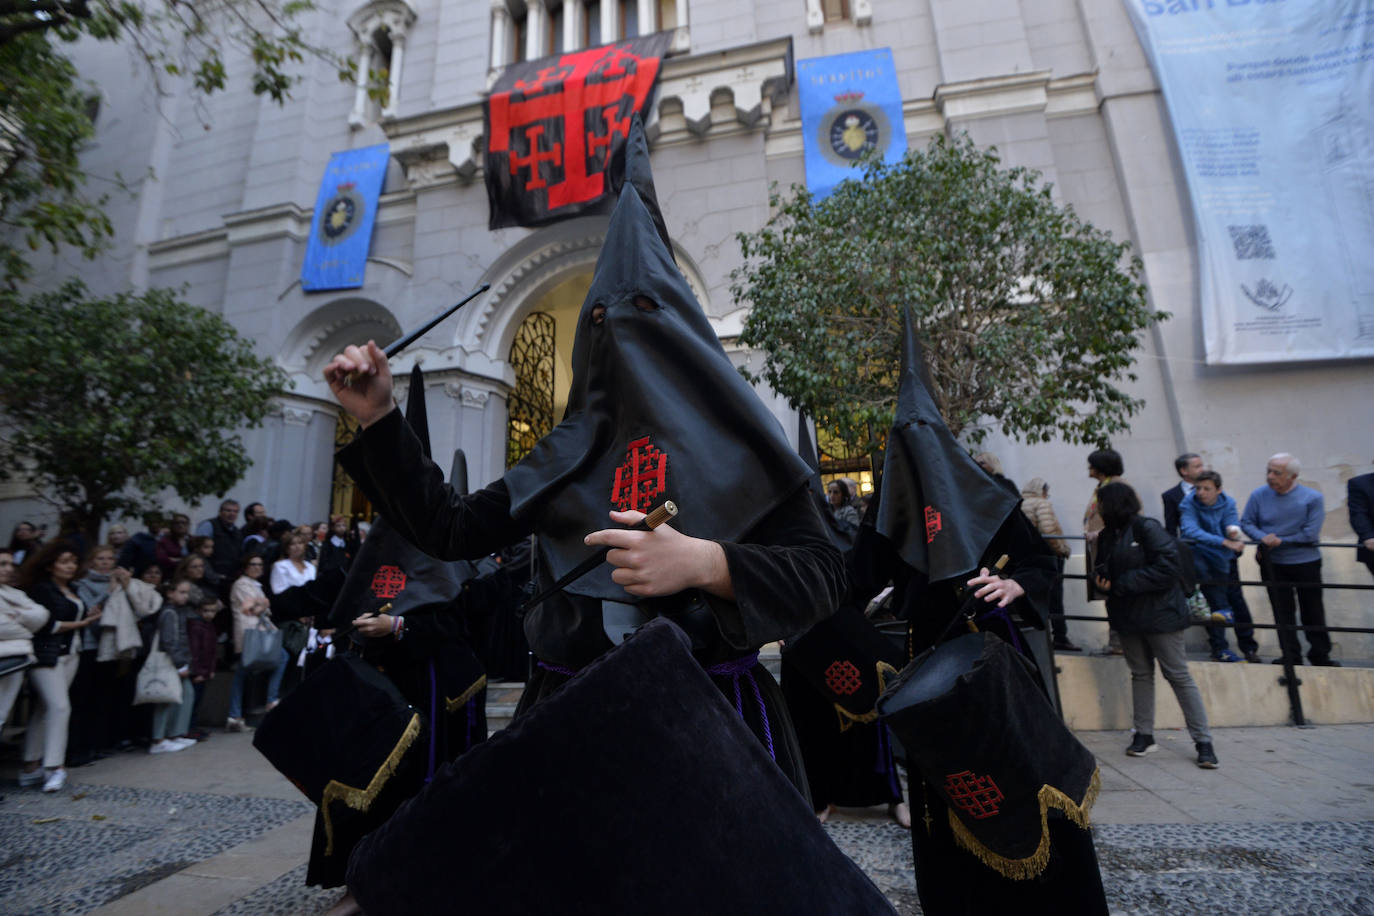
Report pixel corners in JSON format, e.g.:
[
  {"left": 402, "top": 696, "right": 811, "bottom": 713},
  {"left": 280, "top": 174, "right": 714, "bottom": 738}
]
[
  {"left": 150, "top": 579, "right": 197, "bottom": 754},
  {"left": 186, "top": 593, "right": 221, "bottom": 741}
]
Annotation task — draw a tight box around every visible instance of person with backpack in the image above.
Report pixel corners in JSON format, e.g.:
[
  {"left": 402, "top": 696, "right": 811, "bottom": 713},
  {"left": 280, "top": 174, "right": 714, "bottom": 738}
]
[{"left": 1092, "top": 482, "right": 1218, "bottom": 769}]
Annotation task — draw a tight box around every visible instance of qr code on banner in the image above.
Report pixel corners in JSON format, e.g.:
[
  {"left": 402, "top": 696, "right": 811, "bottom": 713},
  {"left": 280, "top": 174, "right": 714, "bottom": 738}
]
[{"left": 1228, "top": 224, "right": 1276, "bottom": 260}]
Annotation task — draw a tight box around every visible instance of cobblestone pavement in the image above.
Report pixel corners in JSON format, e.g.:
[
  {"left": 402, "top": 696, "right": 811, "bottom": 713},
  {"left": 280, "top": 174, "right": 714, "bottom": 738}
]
[{"left": 2, "top": 724, "right": 1372, "bottom": 914}]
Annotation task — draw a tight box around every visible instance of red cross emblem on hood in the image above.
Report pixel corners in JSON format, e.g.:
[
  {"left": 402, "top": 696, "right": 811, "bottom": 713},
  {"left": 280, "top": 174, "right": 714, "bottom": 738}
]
[
  {"left": 370, "top": 565, "right": 407, "bottom": 599},
  {"left": 611, "top": 436, "right": 668, "bottom": 513}
]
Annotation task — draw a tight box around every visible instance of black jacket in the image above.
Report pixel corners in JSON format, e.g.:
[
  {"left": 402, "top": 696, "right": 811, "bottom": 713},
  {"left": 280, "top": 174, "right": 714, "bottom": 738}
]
[
  {"left": 1161, "top": 483, "right": 1185, "bottom": 537},
  {"left": 27, "top": 580, "right": 83, "bottom": 666},
  {"left": 1349, "top": 472, "right": 1374, "bottom": 567},
  {"left": 1097, "top": 516, "right": 1188, "bottom": 635}
]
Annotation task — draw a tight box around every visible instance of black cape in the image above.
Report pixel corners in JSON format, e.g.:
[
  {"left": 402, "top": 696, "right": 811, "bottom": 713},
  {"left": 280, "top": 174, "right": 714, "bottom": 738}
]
[{"left": 346, "top": 618, "right": 897, "bottom": 915}]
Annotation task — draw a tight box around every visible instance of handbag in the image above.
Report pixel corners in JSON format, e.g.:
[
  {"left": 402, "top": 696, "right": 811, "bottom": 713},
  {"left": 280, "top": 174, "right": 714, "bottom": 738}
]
[
  {"left": 134, "top": 633, "right": 183, "bottom": 705},
  {"left": 0, "top": 654, "right": 34, "bottom": 678},
  {"left": 242, "top": 620, "right": 284, "bottom": 673},
  {"left": 1186, "top": 587, "right": 1212, "bottom": 623}
]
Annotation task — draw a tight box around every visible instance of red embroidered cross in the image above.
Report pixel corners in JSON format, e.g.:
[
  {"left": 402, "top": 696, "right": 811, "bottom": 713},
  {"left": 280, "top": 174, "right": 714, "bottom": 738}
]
[
  {"left": 507, "top": 123, "right": 562, "bottom": 190},
  {"left": 944, "top": 770, "right": 1005, "bottom": 819},
  {"left": 488, "top": 42, "right": 662, "bottom": 210},
  {"left": 370, "top": 565, "right": 407, "bottom": 599},
  {"left": 925, "top": 505, "right": 942, "bottom": 544},
  {"left": 610, "top": 436, "right": 668, "bottom": 513},
  {"left": 824, "top": 660, "right": 863, "bottom": 696}
]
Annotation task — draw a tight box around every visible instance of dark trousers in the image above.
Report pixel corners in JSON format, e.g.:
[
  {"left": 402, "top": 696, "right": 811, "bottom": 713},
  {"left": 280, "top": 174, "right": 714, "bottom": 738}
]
[
  {"left": 1265, "top": 559, "right": 1331, "bottom": 663},
  {"left": 1226, "top": 557, "right": 1258, "bottom": 654},
  {"left": 1049, "top": 556, "right": 1067, "bottom": 641},
  {"left": 1197, "top": 557, "right": 1258, "bottom": 655}
]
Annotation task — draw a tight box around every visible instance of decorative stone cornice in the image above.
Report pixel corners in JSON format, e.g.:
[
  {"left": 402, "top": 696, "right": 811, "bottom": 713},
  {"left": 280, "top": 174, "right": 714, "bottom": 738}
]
[{"left": 934, "top": 70, "right": 1054, "bottom": 122}]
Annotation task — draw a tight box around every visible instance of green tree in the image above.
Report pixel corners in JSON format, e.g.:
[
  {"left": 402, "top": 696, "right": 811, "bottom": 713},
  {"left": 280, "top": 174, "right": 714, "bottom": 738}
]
[
  {"left": 0, "top": 280, "right": 290, "bottom": 541},
  {"left": 1, "top": 0, "right": 363, "bottom": 288},
  {"left": 0, "top": 34, "right": 113, "bottom": 288},
  {"left": 732, "top": 133, "right": 1165, "bottom": 456}
]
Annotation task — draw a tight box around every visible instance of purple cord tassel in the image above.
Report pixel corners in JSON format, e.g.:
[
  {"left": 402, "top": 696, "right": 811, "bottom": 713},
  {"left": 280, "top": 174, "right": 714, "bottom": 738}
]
[
  {"left": 536, "top": 659, "right": 580, "bottom": 678},
  {"left": 977, "top": 606, "right": 1027, "bottom": 655},
  {"left": 707, "top": 653, "right": 774, "bottom": 762}
]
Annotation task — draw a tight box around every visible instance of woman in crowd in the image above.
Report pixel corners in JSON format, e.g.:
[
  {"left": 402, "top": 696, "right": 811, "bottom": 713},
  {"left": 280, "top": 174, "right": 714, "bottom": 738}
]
[
  {"left": 1020, "top": 477, "right": 1079, "bottom": 652},
  {"left": 0, "top": 549, "right": 47, "bottom": 736},
  {"left": 227, "top": 554, "right": 287, "bottom": 731},
  {"left": 8, "top": 521, "right": 43, "bottom": 566},
  {"left": 1092, "top": 482, "right": 1218, "bottom": 769},
  {"left": 17, "top": 541, "right": 102, "bottom": 792},
  {"left": 149, "top": 578, "right": 197, "bottom": 754},
  {"left": 171, "top": 553, "right": 211, "bottom": 597},
  {"left": 69, "top": 546, "right": 132, "bottom": 764},
  {"left": 826, "top": 479, "right": 861, "bottom": 531},
  {"left": 270, "top": 531, "right": 317, "bottom": 597},
  {"left": 104, "top": 524, "right": 130, "bottom": 553}
]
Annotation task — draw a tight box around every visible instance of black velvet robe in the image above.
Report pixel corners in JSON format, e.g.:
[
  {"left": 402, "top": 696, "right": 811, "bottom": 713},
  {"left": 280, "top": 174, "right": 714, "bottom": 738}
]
[
  {"left": 337, "top": 408, "right": 845, "bottom": 800},
  {"left": 855, "top": 510, "right": 1108, "bottom": 915}
]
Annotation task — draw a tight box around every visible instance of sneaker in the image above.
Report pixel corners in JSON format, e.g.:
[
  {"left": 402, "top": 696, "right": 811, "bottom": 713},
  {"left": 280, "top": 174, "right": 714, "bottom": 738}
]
[
  {"left": 1243, "top": 651, "right": 1262, "bottom": 664},
  {"left": 1211, "top": 650, "right": 1241, "bottom": 663},
  {"left": 41, "top": 769, "right": 68, "bottom": 793},
  {"left": 17, "top": 769, "right": 44, "bottom": 788},
  {"left": 170, "top": 737, "right": 198, "bottom": 750},
  {"left": 1210, "top": 609, "right": 1235, "bottom": 625},
  {"left": 1053, "top": 637, "right": 1082, "bottom": 652},
  {"left": 225, "top": 717, "right": 250, "bottom": 733},
  {"left": 1195, "top": 742, "right": 1219, "bottom": 769},
  {"left": 1126, "top": 734, "right": 1158, "bottom": 757},
  {"left": 149, "top": 739, "right": 184, "bottom": 754}
]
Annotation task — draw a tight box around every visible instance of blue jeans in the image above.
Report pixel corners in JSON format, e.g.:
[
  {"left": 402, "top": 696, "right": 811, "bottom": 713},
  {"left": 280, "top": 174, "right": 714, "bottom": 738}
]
[{"left": 227, "top": 647, "right": 288, "bottom": 719}]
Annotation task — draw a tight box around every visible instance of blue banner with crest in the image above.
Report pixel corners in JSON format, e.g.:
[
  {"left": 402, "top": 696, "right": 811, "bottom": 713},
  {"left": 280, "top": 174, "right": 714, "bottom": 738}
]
[
  {"left": 301, "top": 143, "right": 391, "bottom": 292},
  {"left": 796, "top": 49, "right": 907, "bottom": 201}
]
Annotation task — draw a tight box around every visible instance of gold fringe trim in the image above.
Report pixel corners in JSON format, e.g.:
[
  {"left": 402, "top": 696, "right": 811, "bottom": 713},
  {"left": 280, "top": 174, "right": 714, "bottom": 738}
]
[
  {"left": 444, "top": 674, "right": 488, "bottom": 714},
  {"left": 320, "top": 712, "right": 422, "bottom": 857},
  {"left": 945, "top": 766, "right": 1102, "bottom": 881},
  {"left": 832, "top": 661, "right": 900, "bottom": 733}
]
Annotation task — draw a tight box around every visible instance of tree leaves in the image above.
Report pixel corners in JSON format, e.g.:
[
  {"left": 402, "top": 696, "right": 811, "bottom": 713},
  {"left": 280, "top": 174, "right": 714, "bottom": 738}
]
[
  {"left": 731, "top": 133, "right": 1166, "bottom": 456},
  {"left": 0, "top": 280, "right": 291, "bottom": 539}
]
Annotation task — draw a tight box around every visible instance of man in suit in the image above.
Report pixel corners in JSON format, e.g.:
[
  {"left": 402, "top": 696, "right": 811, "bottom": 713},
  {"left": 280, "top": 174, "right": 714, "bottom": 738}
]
[
  {"left": 1162, "top": 452, "right": 1202, "bottom": 536},
  {"left": 1349, "top": 464, "right": 1374, "bottom": 580}
]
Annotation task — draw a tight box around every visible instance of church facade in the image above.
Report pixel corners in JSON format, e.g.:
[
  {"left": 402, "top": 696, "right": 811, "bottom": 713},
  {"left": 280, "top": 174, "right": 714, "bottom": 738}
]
[{"left": 7, "top": 0, "right": 1372, "bottom": 654}]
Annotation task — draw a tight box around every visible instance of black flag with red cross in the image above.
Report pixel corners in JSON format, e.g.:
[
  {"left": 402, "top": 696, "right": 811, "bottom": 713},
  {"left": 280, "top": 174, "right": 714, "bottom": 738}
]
[{"left": 484, "top": 33, "right": 673, "bottom": 229}]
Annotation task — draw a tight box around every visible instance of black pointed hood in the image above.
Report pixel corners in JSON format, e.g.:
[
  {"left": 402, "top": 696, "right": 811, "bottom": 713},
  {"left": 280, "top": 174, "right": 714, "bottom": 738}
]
[
  {"left": 873, "top": 307, "right": 1018, "bottom": 582},
  {"left": 405, "top": 364, "right": 431, "bottom": 460},
  {"left": 503, "top": 115, "right": 812, "bottom": 602}
]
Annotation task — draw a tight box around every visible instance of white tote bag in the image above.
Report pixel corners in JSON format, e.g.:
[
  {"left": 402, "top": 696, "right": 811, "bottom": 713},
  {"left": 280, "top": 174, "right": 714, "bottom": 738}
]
[{"left": 134, "top": 632, "right": 183, "bottom": 705}]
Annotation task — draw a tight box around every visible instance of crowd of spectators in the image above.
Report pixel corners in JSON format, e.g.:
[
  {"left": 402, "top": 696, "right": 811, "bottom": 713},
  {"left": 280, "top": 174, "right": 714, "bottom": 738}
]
[
  {"left": 1, "top": 500, "right": 364, "bottom": 793},
  {"left": 819, "top": 447, "right": 1369, "bottom": 669}
]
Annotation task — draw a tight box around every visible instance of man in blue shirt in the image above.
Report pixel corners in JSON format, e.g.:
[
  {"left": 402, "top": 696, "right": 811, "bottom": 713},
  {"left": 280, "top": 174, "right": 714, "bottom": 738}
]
[{"left": 1240, "top": 454, "right": 1336, "bottom": 667}]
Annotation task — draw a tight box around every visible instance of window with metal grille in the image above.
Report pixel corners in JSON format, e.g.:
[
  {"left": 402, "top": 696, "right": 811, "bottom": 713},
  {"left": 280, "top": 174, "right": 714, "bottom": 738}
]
[{"left": 506, "top": 311, "right": 557, "bottom": 468}]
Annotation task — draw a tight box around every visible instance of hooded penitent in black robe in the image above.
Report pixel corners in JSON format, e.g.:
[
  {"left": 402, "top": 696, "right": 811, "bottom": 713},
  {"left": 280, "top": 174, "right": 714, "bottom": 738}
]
[
  {"left": 257, "top": 367, "right": 491, "bottom": 889},
  {"left": 857, "top": 309, "right": 1107, "bottom": 915},
  {"left": 780, "top": 416, "right": 906, "bottom": 812},
  {"left": 335, "top": 115, "right": 843, "bottom": 801}
]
